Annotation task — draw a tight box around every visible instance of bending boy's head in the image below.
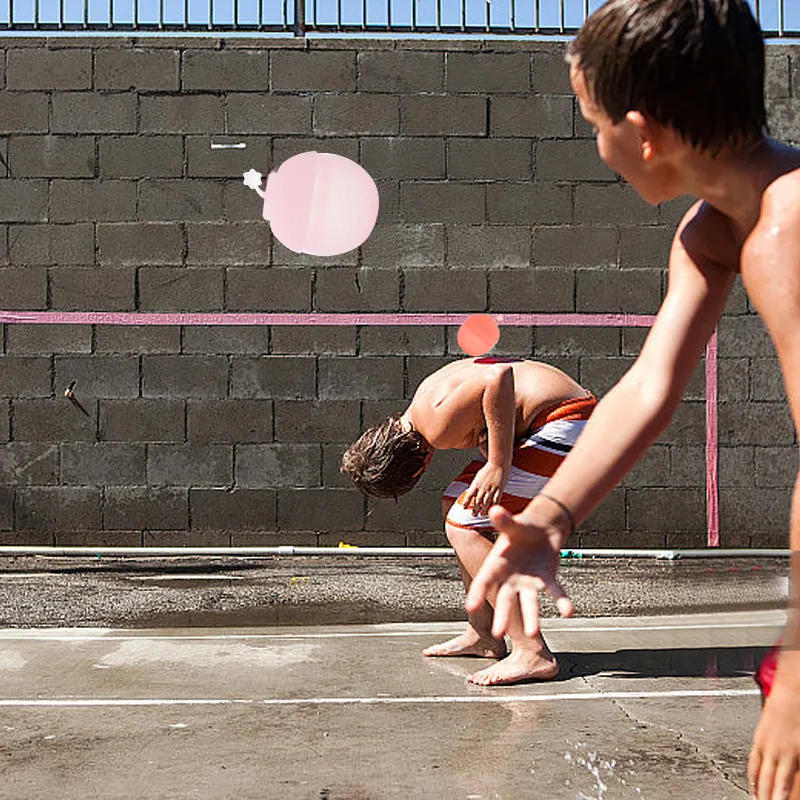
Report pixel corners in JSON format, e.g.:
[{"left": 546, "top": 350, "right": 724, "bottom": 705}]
[
  {"left": 567, "top": 0, "right": 766, "bottom": 155},
  {"left": 341, "top": 414, "right": 433, "bottom": 500}
]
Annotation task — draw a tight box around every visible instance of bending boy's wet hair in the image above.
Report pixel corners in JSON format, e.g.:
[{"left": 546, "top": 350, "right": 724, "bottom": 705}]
[
  {"left": 566, "top": 0, "right": 767, "bottom": 153},
  {"left": 341, "top": 414, "right": 430, "bottom": 500}
]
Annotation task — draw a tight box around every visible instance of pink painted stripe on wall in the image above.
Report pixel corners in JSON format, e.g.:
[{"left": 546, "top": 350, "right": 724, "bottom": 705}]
[{"left": 0, "top": 310, "right": 719, "bottom": 547}]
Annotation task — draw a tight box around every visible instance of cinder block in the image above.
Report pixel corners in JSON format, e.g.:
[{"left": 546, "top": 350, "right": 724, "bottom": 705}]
[
  {"left": 271, "top": 327, "right": 356, "bottom": 355},
  {"left": 7, "top": 49, "right": 91, "bottom": 90},
  {"left": 314, "top": 268, "right": 400, "bottom": 312},
  {"left": 147, "top": 444, "right": 233, "bottom": 487},
  {"left": 628, "top": 487, "right": 705, "bottom": 532},
  {"left": 658, "top": 402, "right": 706, "bottom": 446},
  {"left": 0, "top": 487, "right": 11, "bottom": 530},
  {"left": 315, "top": 95, "right": 399, "bottom": 136},
  {"left": 0, "top": 181, "right": 48, "bottom": 222},
  {"left": 182, "top": 50, "right": 269, "bottom": 91},
  {"left": 620, "top": 445, "right": 670, "bottom": 487},
  {"left": 226, "top": 94, "right": 312, "bottom": 135},
  {"left": 400, "top": 183, "right": 486, "bottom": 224},
  {"left": 718, "top": 358, "right": 749, "bottom": 402},
  {"left": 318, "top": 357, "right": 404, "bottom": 400},
  {"left": 231, "top": 531, "right": 317, "bottom": 547},
  {"left": 97, "top": 223, "right": 183, "bottom": 266},
  {"left": 322, "top": 442, "right": 362, "bottom": 488},
  {"left": 52, "top": 180, "right": 137, "bottom": 222},
  {"left": 186, "top": 223, "right": 272, "bottom": 266},
  {"left": 449, "top": 139, "right": 533, "bottom": 181},
  {"left": 9, "top": 223, "right": 94, "bottom": 266},
  {"left": 407, "top": 357, "right": 451, "bottom": 397},
  {"left": 488, "top": 268, "right": 574, "bottom": 312},
  {"left": 50, "top": 267, "right": 136, "bottom": 312},
  {"left": 16, "top": 487, "right": 101, "bottom": 531},
  {"left": 144, "top": 529, "right": 229, "bottom": 547},
  {"left": 359, "top": 326, "right": 445, "bottom": 357},
  {"left": 61, "top": 442, "right": 145, "bottom": 485},
  {"left": 446, "top": 51, "right": 529, "bottom": 92},
  {"left": 619, "top": 226, "right": 673, "bottom": 268},
  {"left": 187, "top": 400, "right": 273, "bottom": 443},
  {"left": 270, "top": 50, "right": 357, "bottom": 92},
  {"left": 139, "top": 268, "right": 224, "bottom": 312},
  {"left": 403, "top": 268, "right": 486, "bottom": 312},
  {"left": 400, "top": 95, "right": 486, "bottom": 136},
  {"left": 358, "top": 50, "right": 444, "bottom": 93},
  {"left": 104, "top": 487, "right": 187, "bottom": 531},
  {"left": 767, "top": 99, "right": 800, "bottom": 144},
  {"left": 100, "top": 399, "right": 185, "bottom": 442},
  {"left": 0, "top": 93, "right": 48, "bottom": 133},
  {"left": 52, "top": 93, "right": 136, "bottom": 134},
  {"left": 755, "top": 446, "right": 799, "bottom": 488},
  {"left": 360, "top": 137, "right": 445, "bottom": 181},
  {"left": 0, "top": 357, "right": 52, "bottom": 398},
  {"left": 55, "top": 356, "right": 139, "bottom": 399},
  {"left": 236, "top": 444, "right": 321, "bottom": 488},
  {"left": 492, "top": 95, "right": 573, "bottom": 138},
  {"left": 574, "top": 185, "right": 658, "bottom": 225},
  {"left": 487, "top": 182, "right": 572, "bottom": 226},
  {"left": 190, "top": 488, "right": 276, "bottom": 531},
  {"left": 186, "top": 135, "right": 271, "bottom": 179},
  {"left": 718, "top": 316, "right": 775, "bottom": 358},
  {"left": 13, "top": 399, "right": 97, "bottom": 443},
  {"left": 719, "top": 403, "right": 795, "bottom": 446},
  {"left": 230, "top": 356, "right": 316, "bottom": 400},
  {"left": 8, "top": 136, "right": 94, "bottom": 178},
  {"left": 182, "top": 326, "right": 270, "bottom": 355},
  {"left": 6, "top": 324, "right": 91, "bottom": 356},
  {"left": 536, "top": 141, "right": 615, "bottom": 182},
  {"left": 139, "top": 95, "right": 224, "bottom": 134},
  {"left": 365, "top": 489, "right": 447, "bottom": 532},
  {"left": 94, "top": 49, "right": 179, "bottom": 91},
  {"left": 138, "top": 180, "right": 224, "bottom": 222},
  {"left": 576, "top": 269, "right": 663, "bottom": 314},
  {"left": 446, "top": 225, "right": 531, "bottom": 269},
  {"left": 534, "top": 326, "right": 619, "bottom": 357},
  {"left": 536, "top": 227, "right": 617, "bottom": 267},
  {"left": 56, "top": 530, "right": 142, "bottom": 547},
  {"left": 95, "top": 326, "right": 181, "bottom": 354},
  {"left": 794, "top": 56, "right": 800, "bottom": 98},
  {"left": 0, "top": 443, "right": 59, "bottom": 484},
  {"left": 98, "top": 136, "right": 183, "bottom": 178},
  {"left": 531, "top": 51, "right": 572, "bottom": 94},
  {"left": 720, "top": 487, "right": 791, "bottom": 534},
  {"left": 226, "top": 267, "right": 312, "bottom": 312},
  {"left": 669, "top": 445, "right": 706, "bottom": 488},
  {"left": 578, "top": 487, "right": 626, "bottom": 532},
  {"left": 277, "top": 488, "right": 363, "bottom": 532},
  {"left": 361, "top": 224, "right": 444, "bottom": 268},
  {"left": 362, "top": 400, "right": 406, "bottom": 428},
  {"left": 723, "top": 279, "right": 749, "bottom": 315},
  {"left": 750, "top": 358, "right": 787, "bottom": 401},
  {"left": 142, "top": 356, "right": 228, "bottom": 399},
  {"left": 766, "top": 54, "right": 791, "bottom": 99},
  {"left": 0, "top": 402, "right": 9, "bottom": 442},
  {"left": 275, "top": 401, "right": 358, "bottom": 444},
  {"left": 578, "top": 356, "right": 634, "bottom": 396},
  {"left": 719, "top": 446, "right": 755, "bottom": 488}
]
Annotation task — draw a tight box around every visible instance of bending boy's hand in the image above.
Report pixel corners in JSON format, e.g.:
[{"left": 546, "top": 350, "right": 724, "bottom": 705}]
[
  {"left": 462, "top": 463, "right": 507, "bottom": 516},
  {"left": 466, "top": 505, "right": 574, "bottom": 639},
  {"left": 748, "top": 661, "right": 800, "bottom": 800}
]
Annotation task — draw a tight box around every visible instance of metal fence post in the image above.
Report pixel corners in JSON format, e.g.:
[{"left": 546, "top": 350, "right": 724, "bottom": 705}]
[{"left": 294, "top": 0, "right": 305, "bottom": 35}]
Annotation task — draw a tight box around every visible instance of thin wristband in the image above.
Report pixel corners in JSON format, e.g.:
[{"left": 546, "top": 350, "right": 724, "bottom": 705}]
[{"left": 537, "top": 492, "right": 576, "bottom": 536}]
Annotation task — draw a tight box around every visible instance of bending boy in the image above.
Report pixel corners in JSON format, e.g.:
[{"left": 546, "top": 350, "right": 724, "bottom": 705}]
[
  {"left": 465, "top": 2, "right": 800, "bottom": 797},
  {"left": 342, "top": 356, "right": 595, "bottom": 685}
]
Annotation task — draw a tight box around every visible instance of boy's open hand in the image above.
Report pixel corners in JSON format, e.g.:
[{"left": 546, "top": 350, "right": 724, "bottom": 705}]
[
  {"left": 748, "top": 662, "right": 800, "bottom": 800},
  {"left": 466, "top": 505, "right": 574, "bottom": 638},
  {"left": 462, "top": 463, "right": 507, "bottom": 516}
]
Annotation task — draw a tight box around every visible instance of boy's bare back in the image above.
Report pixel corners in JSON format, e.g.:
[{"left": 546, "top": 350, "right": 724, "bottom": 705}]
[{"left": 405, "top": 358, "right": 590, "bottom": 451}]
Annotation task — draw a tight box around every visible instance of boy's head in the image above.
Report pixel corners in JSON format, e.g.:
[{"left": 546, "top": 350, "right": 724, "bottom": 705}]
[
  {"left": 341, "top": 414, "right": 433, "bottom": 500},
  {"left": 567, "top": 0, "right": 766, "bottom": 202}
]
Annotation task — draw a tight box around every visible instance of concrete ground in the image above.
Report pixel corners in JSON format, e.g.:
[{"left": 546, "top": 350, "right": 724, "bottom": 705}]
[{"left": 0, "top": 554, "right": 791, "bottom": 799}]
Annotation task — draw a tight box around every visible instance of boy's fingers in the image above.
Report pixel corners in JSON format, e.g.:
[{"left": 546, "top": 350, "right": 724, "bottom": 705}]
[
  {"left": 749, "top": 747, "right": 763, "bottom": 796},
  {"left": 519, "top": 586, "right": 541, "bottom": 638},
  {"left": 757, "top": 756, "right": 776, "bottom": 800},
  {"left": 772, "top": 757, "right": 798, "bottom": 800}
]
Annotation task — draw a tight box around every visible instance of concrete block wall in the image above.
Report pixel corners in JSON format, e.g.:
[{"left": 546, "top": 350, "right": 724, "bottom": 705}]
[{"left": 0, "top": 37, "right": 797, "bottom": 548}]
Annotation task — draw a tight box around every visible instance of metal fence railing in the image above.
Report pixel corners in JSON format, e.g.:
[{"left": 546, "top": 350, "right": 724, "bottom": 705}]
[{"left": 0, "top": 0, "right": 796, "bottom": 36}]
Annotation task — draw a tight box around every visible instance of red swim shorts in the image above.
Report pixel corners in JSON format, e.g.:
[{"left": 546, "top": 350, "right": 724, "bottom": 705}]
[{"left": 755, "top": 639, "right": 782, "bottom": 699}]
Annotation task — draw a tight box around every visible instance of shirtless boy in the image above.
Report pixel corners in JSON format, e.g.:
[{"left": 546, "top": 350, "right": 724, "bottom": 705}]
[
  {"left": 341, "top": 357, "right": 595, "bottom": 685},
  {"left": 464, "top": 2, "right": 800, "bottom": 797}
]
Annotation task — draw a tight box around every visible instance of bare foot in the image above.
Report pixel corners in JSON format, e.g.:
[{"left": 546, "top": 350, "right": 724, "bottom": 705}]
[
  {"left": 467, "top": 648, "right": 559, "bottom": 686},
  {"left": 423, "top": 629, "right": 508, "bottom": 659}
]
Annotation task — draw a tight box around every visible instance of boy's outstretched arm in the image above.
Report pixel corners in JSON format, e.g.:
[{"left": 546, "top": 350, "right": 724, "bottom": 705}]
[
  {"left": 467, "top": 201, "right": 737, "bottom": 636},
  {"left": 461, "top": 364, "right": 516, "bottom": 516}
]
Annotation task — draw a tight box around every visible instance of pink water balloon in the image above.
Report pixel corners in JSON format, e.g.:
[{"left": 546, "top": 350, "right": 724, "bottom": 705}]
[
  {"left": 243, "top": 152, "right": 380, "bottom": 257},
  {"left": 458, "top": 314, "right": 500, "bottom": 357}
]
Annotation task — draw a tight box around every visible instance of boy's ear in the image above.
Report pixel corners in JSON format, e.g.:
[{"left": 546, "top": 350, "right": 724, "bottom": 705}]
[{"left": 625, "top": 110, "right": 658, "bottom": 162}]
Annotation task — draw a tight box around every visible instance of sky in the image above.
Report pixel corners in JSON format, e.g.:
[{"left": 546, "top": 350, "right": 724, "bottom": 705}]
[{"left": 0, "top": 0, "right": 796, "bottom": 37}]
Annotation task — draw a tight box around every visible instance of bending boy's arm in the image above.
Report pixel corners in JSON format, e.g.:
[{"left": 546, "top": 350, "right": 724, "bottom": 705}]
[{"left": 482, "top": 365, "right": 516, "bottom": 472}]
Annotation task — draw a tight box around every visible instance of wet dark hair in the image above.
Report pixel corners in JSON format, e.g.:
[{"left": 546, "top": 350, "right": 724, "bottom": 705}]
[
  {"left": 566, "top": 0, "right": 767, "bottom": 153},
  {"left": 340, "top": 414, "right": 430, "bottom": 500}
]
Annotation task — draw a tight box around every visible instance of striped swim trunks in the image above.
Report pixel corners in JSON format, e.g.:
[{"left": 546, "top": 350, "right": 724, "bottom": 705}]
[{"left": 443, "top": 394, "right": 597, "bottom": 532}]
